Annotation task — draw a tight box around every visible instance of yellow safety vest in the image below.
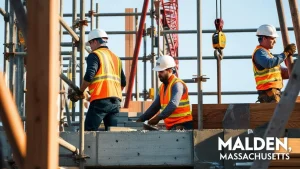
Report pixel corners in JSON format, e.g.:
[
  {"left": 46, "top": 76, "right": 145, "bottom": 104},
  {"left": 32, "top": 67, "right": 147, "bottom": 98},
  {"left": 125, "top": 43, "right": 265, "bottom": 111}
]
[
  {"left": 88, "top": 48, "right": 122, "bottom": 102},
  {"left": 159, "top": 74, "right": 192, "bottom": 130},
  {"left": 252, "top": 46, "right": 283, "bottom": 90}
]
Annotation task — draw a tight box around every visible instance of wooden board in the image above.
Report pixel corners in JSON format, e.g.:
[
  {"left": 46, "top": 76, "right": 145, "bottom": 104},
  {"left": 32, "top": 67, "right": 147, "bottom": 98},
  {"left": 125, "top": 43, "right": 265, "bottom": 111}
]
[{"left": 192, "top": 103, "right": 300, "bottom": 129}]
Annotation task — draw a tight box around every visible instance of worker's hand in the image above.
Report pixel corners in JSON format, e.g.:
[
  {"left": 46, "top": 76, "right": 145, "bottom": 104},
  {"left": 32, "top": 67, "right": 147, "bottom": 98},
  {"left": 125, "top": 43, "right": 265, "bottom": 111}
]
[
  {"left": 148, "top": 116, "right": 160, "bottom": 125},
  {"left": 284, "top": 43, "right": 297, "bottom": 56},
  {"left": 68, "top": 89, "right": 85, "bottom": 102}
]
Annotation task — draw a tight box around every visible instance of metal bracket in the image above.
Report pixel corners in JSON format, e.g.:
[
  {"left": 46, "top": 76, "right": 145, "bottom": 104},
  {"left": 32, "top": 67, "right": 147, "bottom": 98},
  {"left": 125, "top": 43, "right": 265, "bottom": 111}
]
[
  {"left": 192, "top": 75, "right": 210, "bottom": 82},
  {"left": 73, "top": 18, "right": 81, "bottom": 29},
  {"left": 79, "top": 20, "right": 88, "bottom": 26},
  {"left": 88, "top": 10, "right": 95, "bottom": 17},
  {"left": 147, "top": 53, "right": 156, "bottom": 63},
  {"left": 4, "top": 52, "right": 16, "bottom": 60}
]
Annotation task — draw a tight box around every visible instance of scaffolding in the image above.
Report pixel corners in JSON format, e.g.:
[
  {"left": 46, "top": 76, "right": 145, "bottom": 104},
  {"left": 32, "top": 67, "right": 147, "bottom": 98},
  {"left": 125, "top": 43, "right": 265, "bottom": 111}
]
[{"left": 1, "top": 0, "right": 300, "bottom": 168}]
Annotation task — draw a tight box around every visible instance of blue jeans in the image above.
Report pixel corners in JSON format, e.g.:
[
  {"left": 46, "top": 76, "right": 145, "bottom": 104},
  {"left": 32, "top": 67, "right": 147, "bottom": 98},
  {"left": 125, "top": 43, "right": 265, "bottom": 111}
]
[
  {"left": 84, "top": 98, "right": 121, "bottom": 131},
  {"left": 170, "top": 121, "right": 193, "bottom": 130}
]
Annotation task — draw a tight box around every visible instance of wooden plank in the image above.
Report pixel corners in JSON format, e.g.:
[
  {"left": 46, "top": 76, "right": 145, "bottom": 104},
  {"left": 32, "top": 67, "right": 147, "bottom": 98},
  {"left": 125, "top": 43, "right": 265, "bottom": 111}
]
[
  {"left": 192, "top": 103, "right": 300, "bottom": 129},
  {"left": 270, "top": 158, "right": 300, "bottom": 166},
  {"left": 275, "top": 138, "right": 300, "bottom": 157},
  {"left": 125, "top": 8, "right": 135, "bottom": 93},
  {"left": 25, "top": 0, "right": 59, "bottom": 168}
]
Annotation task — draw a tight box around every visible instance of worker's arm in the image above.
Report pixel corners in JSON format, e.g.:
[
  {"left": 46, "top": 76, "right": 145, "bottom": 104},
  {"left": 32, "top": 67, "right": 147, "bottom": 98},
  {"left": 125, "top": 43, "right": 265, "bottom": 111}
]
[
  {"left": 253, "top": 49, "right": 286, "bottom": 70},
  {"left": 137, "top": 95, "right": 161, "bottom": 122},
  {"left": 120, "top": 68, "right": 126, "bottom": 90},
  {"left": 157, "top": 82, "right": 184, "bottom": 120},
  {"left": 80, "top": 53, "right": 100, "bottom": 92}
]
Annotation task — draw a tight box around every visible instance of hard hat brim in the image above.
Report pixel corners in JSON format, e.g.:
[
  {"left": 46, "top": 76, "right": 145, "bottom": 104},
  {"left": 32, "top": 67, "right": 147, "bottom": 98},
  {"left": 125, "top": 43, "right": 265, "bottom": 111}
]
[{"left": 152, "top": 66, "right": 165, "bottom": 71}]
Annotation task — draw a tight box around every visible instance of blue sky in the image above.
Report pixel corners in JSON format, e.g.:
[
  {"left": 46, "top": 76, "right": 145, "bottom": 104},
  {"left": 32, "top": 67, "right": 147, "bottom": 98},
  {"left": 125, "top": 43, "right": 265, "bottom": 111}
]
[{"left": 0, "top": 0, "right": 299, "bottom": 104}]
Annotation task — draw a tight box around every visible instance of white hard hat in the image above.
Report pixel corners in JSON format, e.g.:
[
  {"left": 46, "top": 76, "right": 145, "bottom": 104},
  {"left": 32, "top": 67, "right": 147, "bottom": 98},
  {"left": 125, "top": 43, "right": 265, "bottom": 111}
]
[
  {"left": 153, "top": 55, "right": 176, "bottom": 71},
  {"left": 256, "top": 24, "right": 279, "bottom": 38},
  {"left": 86, "top": 29, "right": 108, "bottom": 46}
]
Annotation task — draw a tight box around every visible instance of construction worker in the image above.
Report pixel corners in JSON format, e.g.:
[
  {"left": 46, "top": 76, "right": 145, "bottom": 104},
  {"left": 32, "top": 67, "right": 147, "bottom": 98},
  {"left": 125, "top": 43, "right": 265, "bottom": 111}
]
[
  {"left": 68, "top": 29, "right": 126, "bottom": 131},
  {"left": 136, "top": 55, "right": 193, "bottom": 130},
  {"left": 253, "top": 24, "right": 296, "bottom": 103}
]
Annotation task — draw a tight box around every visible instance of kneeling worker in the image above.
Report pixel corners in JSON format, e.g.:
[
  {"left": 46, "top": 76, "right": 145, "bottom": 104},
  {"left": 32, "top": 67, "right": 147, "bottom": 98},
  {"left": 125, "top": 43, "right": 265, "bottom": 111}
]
[{"left": 136, "top": 55, "right": 193, "bottom": 130}]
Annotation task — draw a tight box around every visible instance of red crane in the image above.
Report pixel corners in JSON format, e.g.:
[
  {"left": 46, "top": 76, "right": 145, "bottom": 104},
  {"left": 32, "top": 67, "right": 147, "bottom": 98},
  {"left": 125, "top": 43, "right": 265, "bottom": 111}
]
[{"left": 157, "top": 0, "right": 179, "bottom": 69}]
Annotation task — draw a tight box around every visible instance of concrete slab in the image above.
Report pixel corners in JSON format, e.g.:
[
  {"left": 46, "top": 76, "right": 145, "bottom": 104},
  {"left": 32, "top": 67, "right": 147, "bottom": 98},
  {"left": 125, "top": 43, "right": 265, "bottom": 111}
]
[
  {"left": 223, "top": 129, "right": 254, "bottom": 169},
  {"left": 97, "top": 131, "right": 193, "bottom": 166},
  {"left": 59, "top": 132, "right": 97, "bottom": 166},
  {"left": 193, "top": 129, "right": 223, "bottom": 168}
]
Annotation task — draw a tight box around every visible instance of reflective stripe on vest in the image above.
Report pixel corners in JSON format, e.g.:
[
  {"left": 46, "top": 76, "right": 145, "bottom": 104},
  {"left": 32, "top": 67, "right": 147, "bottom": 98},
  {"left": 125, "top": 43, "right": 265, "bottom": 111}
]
[
  {"left": 159, "top": 74, "right": 192, "bottom": 129},
  {"left": 252, "top": 46, "right": 283, "bottom": 90},
  {"left": 88, "top": 48, "right": 122, "bottom": 102}
]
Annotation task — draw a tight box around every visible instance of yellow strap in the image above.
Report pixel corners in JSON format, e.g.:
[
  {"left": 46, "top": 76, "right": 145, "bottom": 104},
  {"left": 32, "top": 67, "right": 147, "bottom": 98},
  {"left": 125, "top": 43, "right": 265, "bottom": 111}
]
[{"left": 169, "top": 111, "right": 191, "bottom": 118}]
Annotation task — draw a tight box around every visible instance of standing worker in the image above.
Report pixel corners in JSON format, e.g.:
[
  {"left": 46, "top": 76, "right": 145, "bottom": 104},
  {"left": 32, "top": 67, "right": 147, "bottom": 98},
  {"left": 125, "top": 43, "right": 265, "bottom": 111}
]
[
  {"left": 253, "top": 24, "right": 296, "bottom": 103},
  {"left": 68, "top": 29, "right": 126, "bottom": 131},
  {"left": 136, "top": 55, "right": 193, "bottom": 130}
]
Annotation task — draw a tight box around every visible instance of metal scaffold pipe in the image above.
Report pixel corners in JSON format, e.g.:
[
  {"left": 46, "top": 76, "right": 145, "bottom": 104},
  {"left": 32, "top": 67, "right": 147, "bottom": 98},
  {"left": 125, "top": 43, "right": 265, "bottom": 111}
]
[
  {"left": 59, "top": 16, "right": 80, "bottom": 41},
  {"left": 63, "top": 12, "right": 151, "bottom": 17},
  {"left": 289, "top": 0, "right": 300, "bottom": 57},
  {"left": 196, "top": 0, "right": 203, "bottom": 130},
  {"left": 9, "top": 0, "right": 27, "bottom": 43},
  {"left": 79, "top": 0, "right": 86, "bottom": 168},
  {"left": 124, "top": 0, "right": 150, "bottom": 108},
  {"left": 0, "top": 73, "right": 26, "bottom": 169},
  {"left": 276, "top": 0, "right": 293, "bottom": 75}
]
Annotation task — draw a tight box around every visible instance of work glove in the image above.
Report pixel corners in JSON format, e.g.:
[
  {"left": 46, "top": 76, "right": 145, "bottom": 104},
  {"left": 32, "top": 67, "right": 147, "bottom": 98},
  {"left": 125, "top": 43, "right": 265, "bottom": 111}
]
[
  {"left": 68, "top": 89, "right": 85, "bottom": 102},
  {"left": 284, "top": 43, "right": 297, "bottom": 56}
]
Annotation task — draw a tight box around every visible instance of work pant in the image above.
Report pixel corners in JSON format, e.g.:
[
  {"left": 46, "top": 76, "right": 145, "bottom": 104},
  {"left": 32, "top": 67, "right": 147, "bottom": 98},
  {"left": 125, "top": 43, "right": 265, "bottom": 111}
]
[
  {"left": 257, "top": 88, "right": 281, "bottom": 103},
  {"left": 84, "top": 98, "right": 121, "bottom": 131},
  {"left": 170, "top": 121, "right": 193, "bottom": 130}
]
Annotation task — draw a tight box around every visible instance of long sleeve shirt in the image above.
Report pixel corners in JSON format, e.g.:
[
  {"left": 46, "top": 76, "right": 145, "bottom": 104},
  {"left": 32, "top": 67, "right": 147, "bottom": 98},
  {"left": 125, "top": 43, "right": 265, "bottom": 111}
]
[
  {"left": 83, "top": 46, "right": 126, "bottom": 87},
  {"left": 138, "top": 82, "right": 185, "bottom": 121},
  {"left": 253, "top": 48, "right": 286, "bottom": 71}
]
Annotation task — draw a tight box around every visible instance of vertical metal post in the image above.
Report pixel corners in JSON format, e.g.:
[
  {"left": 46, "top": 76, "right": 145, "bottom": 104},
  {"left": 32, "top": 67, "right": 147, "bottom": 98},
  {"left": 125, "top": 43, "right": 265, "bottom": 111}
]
[
  {"left": 15, "top": 53, "right": 24, "bottom": 116},
  {"left": 135, "top": 8, "right": 139, "bottom": 101},
  {"left": 143, "top": 23, "right": 147, "bottom": 101},
  {"left": 216, "top": 58, "right": 221, "bottom": 104},
  {"left": 90, "top": 0, "right": 94, "bottom": 30},
  {"left": 96, "top": 3, "right": 99, "bottom": 28},
  {"left": 196, "top": 0, "right": 203, "bottom": 129},
  {"left": 276, "top": 0, "right": 293, "bottom": 74},
  {"left": 72, "top": 0, "right": 77, "bottom": 122},
  {"left": 9, "top": 2, "right": 16, "bottom": 93},
  {"left": 4, "top": 0, "right": 9, "bottom": 84},
  {"left": 151, "top": 0, "right": 156, "bottom": 96},
  {"left": 79, "top": 0, "right": 86, "bottom": 167},
  {"left": 155, "top": 0, "right": 160, "bottom": 91},
  {"left": 289, "top": 0, "right": 300, "bottom": 57}
]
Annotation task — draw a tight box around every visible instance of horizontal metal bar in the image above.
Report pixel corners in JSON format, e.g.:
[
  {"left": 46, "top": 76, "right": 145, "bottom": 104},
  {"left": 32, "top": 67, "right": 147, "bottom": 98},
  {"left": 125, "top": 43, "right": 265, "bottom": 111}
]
[
  {"left": 62, "top": 56, "right": 148, "bottom": 62},
  {"left": 62, "top": 27, "right": 295, "bottom": 36},
  {"left": 161, "top": 27, "right": 294, "bottom": 34},
  {"left": 63, "top": 12, "right": 151, "bottom": 17},
  {"left": 12, "top": 51, "right": 73, "bottom": 56},
  {"left": 63, "top": 30, "right": 136, "bottom": 35}
]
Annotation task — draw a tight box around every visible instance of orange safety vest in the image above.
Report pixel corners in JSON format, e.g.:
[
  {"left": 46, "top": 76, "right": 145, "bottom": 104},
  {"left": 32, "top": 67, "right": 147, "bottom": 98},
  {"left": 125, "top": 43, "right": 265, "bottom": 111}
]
[
  {"left": 88, "top": 48, "right": 122, "bottom": 102},
  {"left": 159, "top": 74, "right": 192, "bottom": 130},
  {"left": 252, "top": 46, "right": 283, "bottom": 90}
]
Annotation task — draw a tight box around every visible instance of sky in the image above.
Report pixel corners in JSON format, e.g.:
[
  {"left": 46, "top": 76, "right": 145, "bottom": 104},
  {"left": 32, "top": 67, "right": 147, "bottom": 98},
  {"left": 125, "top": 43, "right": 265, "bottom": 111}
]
[{"left": 0, "top": 0, "right": 299, "bottom": 105}]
